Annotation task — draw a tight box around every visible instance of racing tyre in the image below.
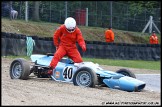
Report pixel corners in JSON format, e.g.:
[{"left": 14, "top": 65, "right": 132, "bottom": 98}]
[
  {"left": 73, "top": 67, "right": 98, "bottom": 88},
  {"left": 10, "top": 58, "right": 30, "bottom": 80},
  {"left": 116, "top": 68, "right": 136, "bottom": 78}
]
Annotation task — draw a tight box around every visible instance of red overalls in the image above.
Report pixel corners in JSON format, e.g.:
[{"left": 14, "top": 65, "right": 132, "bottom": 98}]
[
  {"left": 49, "top": 25, "right": 86, "bottom": 69},
  {"left": 105, "top": 29, "right": 114, "bottom": 42},
  {"left": 149, "top": 34, "right": 159, "bottom": 44}
]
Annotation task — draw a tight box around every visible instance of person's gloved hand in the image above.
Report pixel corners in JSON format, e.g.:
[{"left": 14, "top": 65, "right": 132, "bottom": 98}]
[
  {"left": 81, "top": 45, "right": 86, "bottom": 52},
  {"left": 56, "top": 46, "right": 58, "bottom": 51}
]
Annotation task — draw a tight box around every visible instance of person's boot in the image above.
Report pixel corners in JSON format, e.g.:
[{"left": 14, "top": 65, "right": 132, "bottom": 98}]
[{"left": 47, "top": 66, "right": 53, "bottom": 76}]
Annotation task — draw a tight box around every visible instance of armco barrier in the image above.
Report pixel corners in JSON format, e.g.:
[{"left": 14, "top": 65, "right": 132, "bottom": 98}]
[
  {"left": 1, "top": 32, "right": 161, "bottom": 61},
  {"left": 2, "top": 37, "right": 26, "bottom": 56}
]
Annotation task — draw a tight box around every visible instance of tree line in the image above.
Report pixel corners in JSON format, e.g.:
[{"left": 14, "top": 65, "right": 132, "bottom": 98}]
[
  {"left": 2, "top": 1, "right": 161, "bottom": 32},
  {"left": 2, "top": 1, "right": 160, "bottom": 21}
]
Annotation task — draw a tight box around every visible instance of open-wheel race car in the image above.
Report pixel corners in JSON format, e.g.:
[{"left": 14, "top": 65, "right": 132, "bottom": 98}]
[{"left": 9, "top": 53, "right": 146, "bottom": 92}]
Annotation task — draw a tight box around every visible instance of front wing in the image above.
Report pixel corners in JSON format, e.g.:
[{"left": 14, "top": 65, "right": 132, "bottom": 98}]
[{"left": 103, "top": 75, "right": 146, "bottom": 92}]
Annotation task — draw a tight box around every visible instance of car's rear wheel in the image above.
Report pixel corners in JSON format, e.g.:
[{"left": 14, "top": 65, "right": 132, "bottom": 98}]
[
  {"left": 10, "top": 58, "right": 30, "bottom": 80},
  {"left": 116, "top": 68, "right": 136, "bottom": 78},
  {"left": 73, "top": 67, "right": 98, "bottom": 87}
]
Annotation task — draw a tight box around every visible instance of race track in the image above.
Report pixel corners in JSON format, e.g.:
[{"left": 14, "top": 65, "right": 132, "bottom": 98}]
[{"left": 136, "top": 74, "right": 160, "bottom": 93}]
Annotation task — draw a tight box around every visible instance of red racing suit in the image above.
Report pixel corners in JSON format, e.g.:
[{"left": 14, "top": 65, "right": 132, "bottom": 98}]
[{"left": 49, "top": 25, "right": 86, "bottom": 69}]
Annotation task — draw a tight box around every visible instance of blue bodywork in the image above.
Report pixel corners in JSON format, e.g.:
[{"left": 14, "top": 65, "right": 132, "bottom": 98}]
[{"left": 30, "top": 54, "right": 146, "bottom": 92}]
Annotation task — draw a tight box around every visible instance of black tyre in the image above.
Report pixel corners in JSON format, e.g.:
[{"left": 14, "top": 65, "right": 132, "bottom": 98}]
[
  {"left": 116, "top": 68, "right": 136, "bottom": 78},
  {"left": 73, "top": 67, "right": 98, "bottom": 88},
  {"left": 10, "top": 58, "right": 30, "bottom": 80}
]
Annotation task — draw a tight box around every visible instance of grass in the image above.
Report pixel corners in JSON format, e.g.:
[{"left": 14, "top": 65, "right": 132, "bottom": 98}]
[
  {"left": 83, "top": 57, "right": 160, "bottom": 70},
  {"left": 2, "top": 56, "right": 160, "bottom": 70},
  {"left": 2, "top": 56, "right": 31, "bottom": 60},
  {"left": 2, "top": 18, "right": 161, "bottom": 44}
]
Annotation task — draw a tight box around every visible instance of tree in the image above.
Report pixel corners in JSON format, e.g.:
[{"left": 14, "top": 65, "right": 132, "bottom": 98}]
[{"left": 122, "top": 1, "right": 160, "bottom": 16}]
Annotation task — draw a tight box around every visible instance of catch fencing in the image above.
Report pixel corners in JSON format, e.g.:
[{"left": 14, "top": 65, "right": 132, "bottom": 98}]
[{"left": 2, "top": 1, "right": 161, "bottom": 33}]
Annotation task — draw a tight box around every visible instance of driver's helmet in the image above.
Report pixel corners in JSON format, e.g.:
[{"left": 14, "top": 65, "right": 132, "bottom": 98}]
[{"left": 64, "top": 17, "right": 76, "bottom": 33}]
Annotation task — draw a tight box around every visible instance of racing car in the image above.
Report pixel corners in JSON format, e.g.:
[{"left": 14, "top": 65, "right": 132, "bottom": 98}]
[{"left": 9, "top": 53, "right": 146, "bottom": 92}]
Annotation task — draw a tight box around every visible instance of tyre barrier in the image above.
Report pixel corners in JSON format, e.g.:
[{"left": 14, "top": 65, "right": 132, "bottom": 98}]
[{"left": 1, "top": 32, "right": 161, "bottom": 61}]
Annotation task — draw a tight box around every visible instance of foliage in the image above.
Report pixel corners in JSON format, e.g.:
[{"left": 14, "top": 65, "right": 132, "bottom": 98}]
[
  {"left": 8, "top": 1, "right": 160, "bottom": 33},
  {"left": 125, "top": 1, "right": 160, "bottom": 16}
]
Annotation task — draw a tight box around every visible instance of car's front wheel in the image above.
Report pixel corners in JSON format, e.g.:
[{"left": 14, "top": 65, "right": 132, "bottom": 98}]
[
  {"left": 116, "top": 68, "right": 136, "bottom": 78},
  {"left": 10, "top": 58, "right": 30, "bottom": 80},
  {"left": 73, "top": 67, "right": 98, "bottom": 88}
]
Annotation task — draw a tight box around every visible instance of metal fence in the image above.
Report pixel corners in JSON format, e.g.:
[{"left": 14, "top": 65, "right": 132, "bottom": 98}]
[{"left": 2, "top": 1, "right": 161, "bottom": 33}]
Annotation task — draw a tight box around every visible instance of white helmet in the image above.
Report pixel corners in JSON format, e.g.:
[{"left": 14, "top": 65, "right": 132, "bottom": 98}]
[{"left": 64, "top": 17, "right": 76, "bottom": 33}]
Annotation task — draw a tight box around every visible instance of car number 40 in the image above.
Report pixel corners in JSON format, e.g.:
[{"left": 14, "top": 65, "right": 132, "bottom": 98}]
[{"left": 63, "top": 66, "right": 73, "bottom": 81}]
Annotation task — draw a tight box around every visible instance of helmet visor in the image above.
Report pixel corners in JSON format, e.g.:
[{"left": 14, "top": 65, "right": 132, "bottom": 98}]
[{"left": 66, "top": 28, "right": 75, "bottom": 33}]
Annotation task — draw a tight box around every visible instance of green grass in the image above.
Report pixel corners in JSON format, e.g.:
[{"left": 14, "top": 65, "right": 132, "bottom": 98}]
[
  {"left": 2, "top": 56, "right": 160, "bottom": 70},
  {"left": 2, "top": 18, "right": 161, "bottom": 44},
  {"left": 2, "top": 56, "right": 31, "bottom": 60},
  {"left": 83, "top": 57, "right": 160, "bottom": 70}
]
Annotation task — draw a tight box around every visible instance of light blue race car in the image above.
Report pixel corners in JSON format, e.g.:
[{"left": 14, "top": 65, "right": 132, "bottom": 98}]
[{"left": 9, "top": 53, "right": 146, "bottom": 92}]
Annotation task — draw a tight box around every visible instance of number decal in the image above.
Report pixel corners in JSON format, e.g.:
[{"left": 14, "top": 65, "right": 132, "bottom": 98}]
[{"left": 63, "top": 66, "right": 73, "bottom": 81}]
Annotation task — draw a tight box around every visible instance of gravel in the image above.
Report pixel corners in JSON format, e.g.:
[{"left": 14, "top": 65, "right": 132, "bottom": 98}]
[{"left": 1, "top": 57, "right": 161, "bottom": 106}]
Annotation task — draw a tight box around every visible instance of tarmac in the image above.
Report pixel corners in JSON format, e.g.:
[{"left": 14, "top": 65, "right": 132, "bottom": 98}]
[{"left": 136, "top": 74, "right": 161, "bottom": 93}]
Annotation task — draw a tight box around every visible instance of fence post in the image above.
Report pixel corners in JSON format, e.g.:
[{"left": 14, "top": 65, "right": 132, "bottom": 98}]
[
  {"left": 149, "top": 16, "right": 153, "bottom": 33},
  {"left": 110, "top": 1, "right": 112, "bottom": 27},
  {"left": 86, "top": 8, "right": 88, "bottom": 26},
  {"left": 65, "top": 1, "right": 67, "bottom": 19},
  {"left": 25, "top": 1, "right": 28, "bottom": 22},
  {"left": 49, "top": 2, "right": 51, "bottom": 22}
]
